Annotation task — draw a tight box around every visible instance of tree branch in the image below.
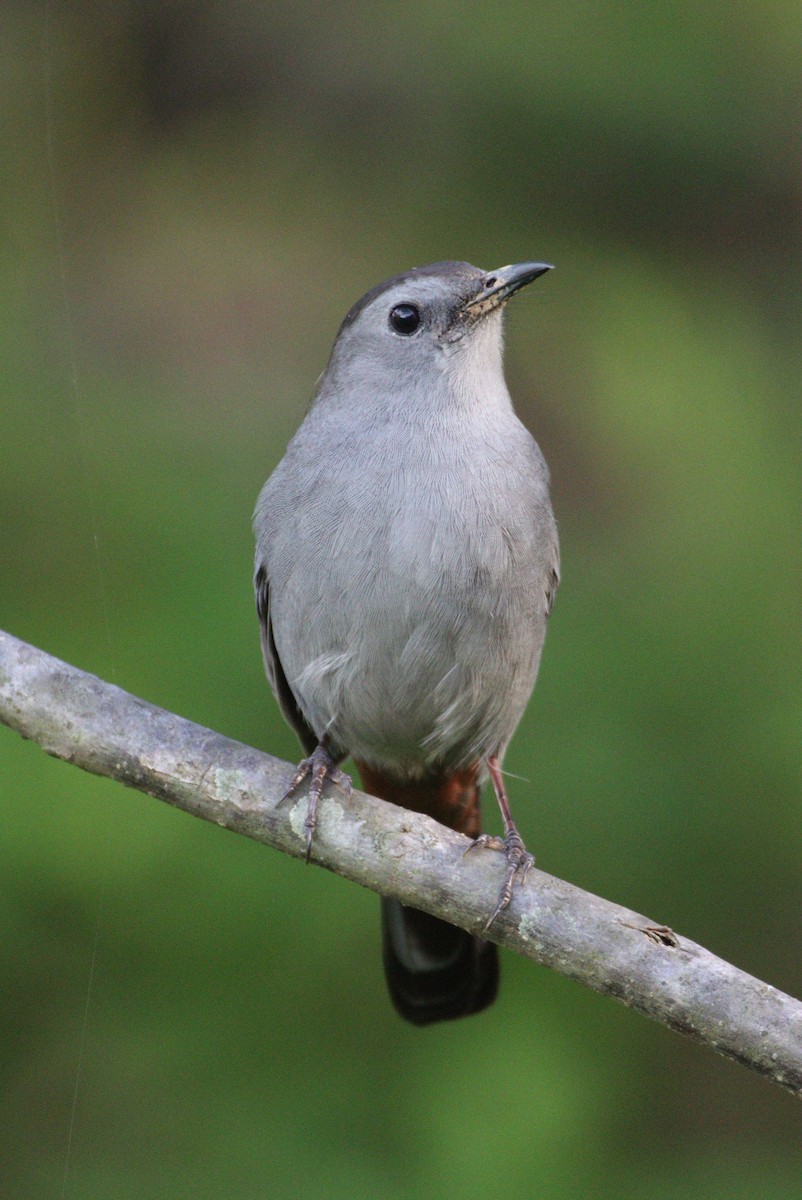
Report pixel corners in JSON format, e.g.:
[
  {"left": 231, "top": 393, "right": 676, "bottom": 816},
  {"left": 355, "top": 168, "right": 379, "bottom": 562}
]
[{"left": 1, "top": 627, "right": 800, "bottom": 1097}]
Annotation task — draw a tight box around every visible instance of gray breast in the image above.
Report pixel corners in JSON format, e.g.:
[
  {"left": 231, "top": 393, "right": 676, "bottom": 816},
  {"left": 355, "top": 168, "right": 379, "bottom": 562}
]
[{"left": 257, "top": 406, "right": 557, "bottom": 779}]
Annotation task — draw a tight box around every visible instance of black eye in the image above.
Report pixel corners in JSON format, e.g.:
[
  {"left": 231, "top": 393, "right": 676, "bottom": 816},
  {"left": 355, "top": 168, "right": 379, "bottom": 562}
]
[{"left": 389, "top": 303, "right": 421, "bottom": 335}]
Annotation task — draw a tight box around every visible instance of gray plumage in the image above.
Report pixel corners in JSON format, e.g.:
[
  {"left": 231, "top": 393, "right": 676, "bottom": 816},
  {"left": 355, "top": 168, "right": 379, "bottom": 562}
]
[
  {"left": 254, "top": 261, "right": 558, "bottom": 782},
  {"left": 254, "top": 259, "right": 558, "bottom": 1025}
]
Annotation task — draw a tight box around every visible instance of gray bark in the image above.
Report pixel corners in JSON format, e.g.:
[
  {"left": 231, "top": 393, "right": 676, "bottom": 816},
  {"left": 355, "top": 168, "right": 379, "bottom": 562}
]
[{"left": 1, "top": 627, "right": 800, "bottom": 1098}]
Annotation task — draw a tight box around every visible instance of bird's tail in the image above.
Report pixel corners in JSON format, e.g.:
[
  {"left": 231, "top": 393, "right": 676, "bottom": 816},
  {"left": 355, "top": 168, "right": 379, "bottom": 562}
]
[
  {"left": 380, "top": 897, "right": 498, "bottom": 1025},
  {"left": 357, "top": 763, "right": 499, "bottom": 1025}
]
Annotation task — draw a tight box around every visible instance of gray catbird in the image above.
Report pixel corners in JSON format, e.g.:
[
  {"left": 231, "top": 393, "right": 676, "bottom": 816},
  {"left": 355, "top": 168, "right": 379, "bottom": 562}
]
[{"left": 254, "top": 260, "right": 558, "bottom": 1024}]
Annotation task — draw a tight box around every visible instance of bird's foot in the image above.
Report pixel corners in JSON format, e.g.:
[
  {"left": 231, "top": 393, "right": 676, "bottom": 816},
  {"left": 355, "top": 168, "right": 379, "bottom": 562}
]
[
  {"left": 465, "top": 823, "right": 534, "bottom": 933},
  {"left": 281, "top": 742, "right": 352, "bottom": 863}
]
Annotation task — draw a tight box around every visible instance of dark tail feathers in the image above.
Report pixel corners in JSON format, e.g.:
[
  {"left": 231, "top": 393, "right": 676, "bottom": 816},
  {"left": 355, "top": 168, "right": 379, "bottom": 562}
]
[{"left": 381, "top": 897, "right": 498, "bottom": 1026}]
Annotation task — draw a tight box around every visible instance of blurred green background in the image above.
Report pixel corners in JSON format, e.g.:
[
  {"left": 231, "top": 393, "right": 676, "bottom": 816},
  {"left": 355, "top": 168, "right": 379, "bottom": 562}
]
[{"left": 1, "top": 2, "right": 800, "bottom": 1196}]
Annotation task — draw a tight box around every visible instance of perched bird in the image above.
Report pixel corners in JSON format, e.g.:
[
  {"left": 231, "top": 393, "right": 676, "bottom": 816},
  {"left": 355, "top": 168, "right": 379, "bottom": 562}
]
[{"left": 254, "top": 260, "right": 558, "bottom": 1024}]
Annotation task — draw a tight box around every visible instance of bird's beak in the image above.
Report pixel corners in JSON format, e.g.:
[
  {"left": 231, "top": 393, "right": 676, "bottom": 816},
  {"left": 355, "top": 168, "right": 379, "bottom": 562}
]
[{"left": 463, "top": 262, "right": 554, "bottom": 317}]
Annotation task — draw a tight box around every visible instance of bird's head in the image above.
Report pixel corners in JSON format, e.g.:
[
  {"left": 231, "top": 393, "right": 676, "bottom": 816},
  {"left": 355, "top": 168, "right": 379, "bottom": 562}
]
[{"left": 325, "top": 260, "right": 553, "bottom": 396}]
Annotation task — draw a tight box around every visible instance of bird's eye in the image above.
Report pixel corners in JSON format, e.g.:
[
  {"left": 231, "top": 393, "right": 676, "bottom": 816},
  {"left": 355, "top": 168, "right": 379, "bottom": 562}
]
[{"left": 389, "top": 303, "right": 421, "bottom": 335}]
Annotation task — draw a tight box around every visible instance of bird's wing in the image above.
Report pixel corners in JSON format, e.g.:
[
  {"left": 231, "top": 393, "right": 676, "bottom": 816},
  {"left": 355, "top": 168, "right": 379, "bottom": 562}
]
[
  {"left": 545, "top": 562, "right": 559, "bottom": 617},
  {"left": 539, "top": 496, "right": 560, "bottom": 618},
  {"left": 254, "top": 563, "right": 318, "bottom": 754}
]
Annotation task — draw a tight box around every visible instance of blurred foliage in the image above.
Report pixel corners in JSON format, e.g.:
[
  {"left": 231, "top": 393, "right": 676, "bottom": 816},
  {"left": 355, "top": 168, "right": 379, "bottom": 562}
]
[{"left": 1, "top": 1, "right": 800, "bottom": 1196}]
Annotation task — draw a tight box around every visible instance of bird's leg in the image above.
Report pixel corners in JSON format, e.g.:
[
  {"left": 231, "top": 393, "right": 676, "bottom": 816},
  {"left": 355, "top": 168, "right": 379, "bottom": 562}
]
[
  {"left": 465, "top": 755, "right": 534, "bottom": 932},
  {"left": 280, "top": 736, "right": 352, "bottom": 863}
]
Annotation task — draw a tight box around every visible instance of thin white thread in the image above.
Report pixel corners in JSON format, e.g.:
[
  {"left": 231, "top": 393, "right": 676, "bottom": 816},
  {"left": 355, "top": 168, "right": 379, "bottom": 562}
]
[
  {"left": 42, "top": 8, "right": 117, "bottom": 673},
  {"left": 59, "top": 880, "right": 107, "bottom": 1200},
  {"left": 42, "top": 11, "right": 116, "bottom": 1197},
  {"left": 495, "top": 766, "right": 531, "bottom": 785}
]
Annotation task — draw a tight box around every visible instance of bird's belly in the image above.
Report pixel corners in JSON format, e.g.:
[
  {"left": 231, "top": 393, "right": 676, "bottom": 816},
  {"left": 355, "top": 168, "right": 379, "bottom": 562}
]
[{"left": 280, "top": 523, "right": 545, "bottom": 776}]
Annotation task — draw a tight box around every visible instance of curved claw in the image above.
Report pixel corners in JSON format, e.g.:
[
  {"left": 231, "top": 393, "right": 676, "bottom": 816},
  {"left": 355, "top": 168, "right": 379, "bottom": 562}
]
[
  {"left": 465, "top": 825, "right": 534, "bottom": 933},
  {"left": 304, "top": 812, "right": 317, "bottom": 864},
  {"left": 463, "top": 833, "right": 505, "bottom": 858},
  {"left": 280, "top": 742, "right": 352, "bottom": 864}
]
